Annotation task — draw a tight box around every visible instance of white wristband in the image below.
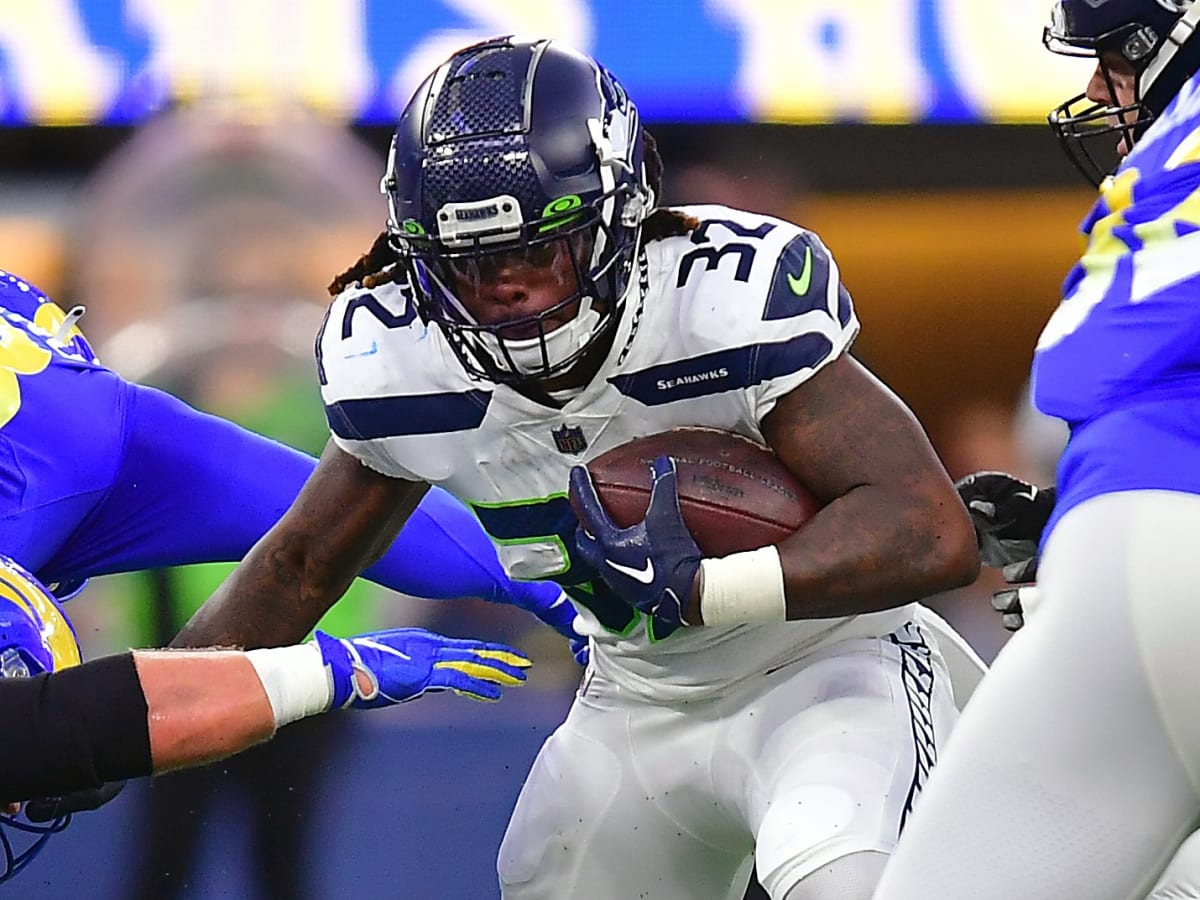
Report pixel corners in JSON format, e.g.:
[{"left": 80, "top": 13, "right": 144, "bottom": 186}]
[
  {"left": 699, "top": 546, "right": 788, "bottom": 627},
  {"left": 245, "top": 643, "right": 333, "bottom": 728}
]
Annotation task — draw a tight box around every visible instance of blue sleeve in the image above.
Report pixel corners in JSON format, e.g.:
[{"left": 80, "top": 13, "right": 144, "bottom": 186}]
[
  {"left": 362, "top": 486, "right": 513, "bottom": 603},
  {"left": 48, "top": 382, "right": 545, "bottom": 606}
]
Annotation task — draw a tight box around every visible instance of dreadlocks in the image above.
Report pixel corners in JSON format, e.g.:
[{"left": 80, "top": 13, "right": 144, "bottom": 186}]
[
  {"left": 327, "top": 129, "right": 698, "bottom": 297},
  {"left": 326, "top": 231, "right": 402, "bottom": 297}
]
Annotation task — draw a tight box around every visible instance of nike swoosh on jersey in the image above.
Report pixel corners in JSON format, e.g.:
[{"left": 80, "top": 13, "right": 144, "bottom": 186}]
[
  {"left": 786, "top": 245, "right": 814, "bottom": 296},
  {"left": 607, "top": 558, "right": 655, "bottom": 584}
]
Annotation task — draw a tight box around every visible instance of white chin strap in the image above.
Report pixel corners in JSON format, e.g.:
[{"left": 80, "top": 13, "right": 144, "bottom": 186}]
[{"left": 501, "top": 297, "right": 603, "bottom": 375}]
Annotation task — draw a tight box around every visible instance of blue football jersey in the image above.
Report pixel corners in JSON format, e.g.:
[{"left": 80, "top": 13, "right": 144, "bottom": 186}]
[
  {"left": 0, "top": 271, "right": 125, "bottom": 584},
  {"left": 1033, "top": 71, "right": 1200, "bottom": 541},
  {"left": 0, "top": 269, "right": 567, "bottom": 623}
]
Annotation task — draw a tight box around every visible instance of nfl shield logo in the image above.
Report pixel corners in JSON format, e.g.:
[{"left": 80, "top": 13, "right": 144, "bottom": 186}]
[{"left": 552, "top": 424, "right": 588, "bottom": 455}]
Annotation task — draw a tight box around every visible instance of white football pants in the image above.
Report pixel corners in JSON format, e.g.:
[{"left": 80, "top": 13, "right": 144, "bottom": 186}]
[
  {"left": 872, "top": 490, "right": 1200, "bottom": 900},
  {"left": 498, "top": 617, "right": 974, "bottom": 899}
]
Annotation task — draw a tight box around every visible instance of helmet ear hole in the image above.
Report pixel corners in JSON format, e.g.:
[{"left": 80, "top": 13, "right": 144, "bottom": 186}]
[{"left": 0, "top": 557, "right": 79, "bottom": 677}]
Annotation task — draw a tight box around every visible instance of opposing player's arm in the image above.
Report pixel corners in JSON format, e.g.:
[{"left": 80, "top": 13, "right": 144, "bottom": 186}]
[
  {"left": 1, "top": 652, "right": 260, "bottom": 803},
  {"left": 147, "top": 629, "right": 528, "bottom": 772},
  {"left": 172, "top": 439, "right": 429, "bottom": 650},
  {"left": 70, "top": 382, "right": 574, "bottom": 642},
  {"left": 3, "top": 631, "right": 528, "bottom": 803},
  {"left": 761, "top": 353, "right": 979, "bottom": 619}
]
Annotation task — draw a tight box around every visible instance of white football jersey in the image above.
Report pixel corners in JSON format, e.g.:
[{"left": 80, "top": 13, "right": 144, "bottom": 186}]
[{"left": 319, "top": 204, "right": 918, "bottom": 700}]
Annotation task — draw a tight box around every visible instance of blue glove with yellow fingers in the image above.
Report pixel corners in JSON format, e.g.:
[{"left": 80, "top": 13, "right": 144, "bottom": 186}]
[
  {"left": 314, "top": 628, "right": 531, "bottom": 708},
  {"left": 570, "top": 455, "right": 702, "bottom": 640}
]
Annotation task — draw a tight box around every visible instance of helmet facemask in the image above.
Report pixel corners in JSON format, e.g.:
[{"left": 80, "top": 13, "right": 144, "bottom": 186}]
[
  {"left": 1045, "top": 0, "right": 1200, "bottom": 185},
  {"left": 395, "top": 184, "right": 643, "bottom": 385},
  {"left": 0, "top": 813, "right": 71, "bottom": 886}
]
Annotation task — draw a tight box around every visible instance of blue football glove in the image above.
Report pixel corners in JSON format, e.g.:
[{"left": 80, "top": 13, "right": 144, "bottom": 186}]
[
  {"left": 570, "top": 455, "right": 702, "bottom": 640},
  {"left": 314, "top": 628, "right": 531, "bottom": 708}
]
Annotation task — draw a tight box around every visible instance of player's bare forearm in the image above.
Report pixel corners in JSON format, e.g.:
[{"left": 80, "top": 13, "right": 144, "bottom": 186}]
[
  {"left": 772, "top": 482, "right": 976, "bottom": 618},
  {"left": 172, "top": 441, "right": 428, "bottom": 650},
  {"left": 762, "top": 355, "right": 979, "bottom": 619},
  {"left": 171, "top": 527, "right": 335, "bottom": 649},
  {"left": 135, "top": 651, "right": 276, "bottom": 772}
]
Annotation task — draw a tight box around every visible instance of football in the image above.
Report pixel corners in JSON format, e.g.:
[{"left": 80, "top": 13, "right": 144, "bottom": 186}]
[{"left": 580, "top": 427, "right": 822, "bottom": 557}]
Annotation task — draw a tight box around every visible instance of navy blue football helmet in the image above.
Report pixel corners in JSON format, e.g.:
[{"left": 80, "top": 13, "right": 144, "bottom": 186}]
[
  {"left": 1045, "top": 0, "right": 1200, "bottom": 184},
  {"left": 0, "top": 556, "right": 81, "bottom": 884},
  {"left": 380, "top": 37, "right": 653, "bottom": 386}
]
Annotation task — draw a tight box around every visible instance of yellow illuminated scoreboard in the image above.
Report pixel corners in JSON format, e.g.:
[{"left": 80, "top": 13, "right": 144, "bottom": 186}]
[{"left": 0, "top": 0, "right": 1088, "bottom": 125}]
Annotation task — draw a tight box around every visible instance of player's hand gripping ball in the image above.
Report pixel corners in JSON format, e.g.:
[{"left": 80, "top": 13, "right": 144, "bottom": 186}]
[
  {"left": 580, "top": 428, "right": 820, "bottom": 557},
  {"left": 571, "top": 456, "right": 702, "bottom": 640}
]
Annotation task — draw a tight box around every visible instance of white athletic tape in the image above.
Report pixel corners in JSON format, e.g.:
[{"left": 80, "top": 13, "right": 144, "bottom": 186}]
[
  {"left": 245, "top": 642, "right": 332, "bottom": 728},
  {"left": 699, "top": 545, "right": 788, "bottom": 627}
]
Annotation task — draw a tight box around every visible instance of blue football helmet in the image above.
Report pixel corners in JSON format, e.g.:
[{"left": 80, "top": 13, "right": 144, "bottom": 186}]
[
  {"left": 380, "top": 36, "right": 653, "bottom": 386},
  {"left": 1045, "top": 0, "right": 1200, "bottom": 184},
  {"left": 0, "top": 556, "right": 81, "bottom": 884}
]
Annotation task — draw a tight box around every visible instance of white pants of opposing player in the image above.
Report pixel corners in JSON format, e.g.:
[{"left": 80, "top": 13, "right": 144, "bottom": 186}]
[
  {"left": 872, "top": 490, "right": 1200, "bottom": 900},
  {"left": 498, "top": 615, "right": 976, "bottom": 900}
]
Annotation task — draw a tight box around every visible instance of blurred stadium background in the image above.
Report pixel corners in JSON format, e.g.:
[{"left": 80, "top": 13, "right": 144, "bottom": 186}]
[{"left": 7, "top": 1, "right": 1085, "bottom": 897}]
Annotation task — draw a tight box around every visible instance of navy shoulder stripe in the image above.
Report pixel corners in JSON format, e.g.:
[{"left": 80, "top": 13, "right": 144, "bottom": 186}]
[
  {"left": 610, "top": 333, "right": 834, "bottom": 406},
  {"left": 326, "top": 390, "right": 491, "bottom": 439},
  {"left": 314, "top": 306, "right": 332, "bottom": 386}
]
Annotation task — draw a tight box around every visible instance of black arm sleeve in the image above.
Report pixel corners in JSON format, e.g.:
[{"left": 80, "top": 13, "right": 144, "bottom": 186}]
[{"left": 0, "top": 653, "right": 152, "bottom": 802}]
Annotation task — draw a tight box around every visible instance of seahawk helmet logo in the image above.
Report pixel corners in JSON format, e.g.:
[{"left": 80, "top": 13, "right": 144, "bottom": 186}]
[{"left": 552, "top": 425, "right": 588, "bottom": 455}]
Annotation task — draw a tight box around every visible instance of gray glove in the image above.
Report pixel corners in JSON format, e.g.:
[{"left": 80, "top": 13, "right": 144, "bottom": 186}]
[
  {"left": 955, "top": 471, "right": 1056, "bottom": 570},
  {"left": 956, "top": 471, "right": 1056, "bottom": 632},
  {"left": 991, "top": 585, "right": 1041, "bottom": 632}
]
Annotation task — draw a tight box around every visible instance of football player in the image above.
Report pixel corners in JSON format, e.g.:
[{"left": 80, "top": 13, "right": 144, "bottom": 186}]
[
  {"left": 175, "top": 37, "right": 985, "bottom": 900},
  {"left": 0, "top": 269, "right": 577, "bottom": 642},
  {"left": 0, "top": 553, "right": 528, "bottom": 884},
  {"left": 0, "top": 267, "right": 576, "bottom": 865},
  {"left": 872, "top": 2, "right": 1200, "bottom": 898}
]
